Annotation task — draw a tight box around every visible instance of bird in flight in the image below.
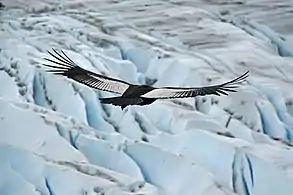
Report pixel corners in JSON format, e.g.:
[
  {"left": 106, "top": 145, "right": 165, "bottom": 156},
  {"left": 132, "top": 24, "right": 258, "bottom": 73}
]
[{"left": 43, "top": 49, "right": 249, "bottom": 110}]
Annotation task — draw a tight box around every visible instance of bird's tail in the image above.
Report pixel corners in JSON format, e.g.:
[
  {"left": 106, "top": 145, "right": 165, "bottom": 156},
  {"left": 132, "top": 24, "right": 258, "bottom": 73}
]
[
  {"left": 99, "top": 97, "right": 124, "bottom": 105},
  {"left": 99, "top": 96, "right": 143, "bottom": 110}
]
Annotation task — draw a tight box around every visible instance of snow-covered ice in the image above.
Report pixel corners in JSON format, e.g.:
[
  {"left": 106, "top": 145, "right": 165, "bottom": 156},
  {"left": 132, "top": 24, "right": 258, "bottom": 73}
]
[{"left": 1, "top": 0, "right": 293, "bottom": 194}]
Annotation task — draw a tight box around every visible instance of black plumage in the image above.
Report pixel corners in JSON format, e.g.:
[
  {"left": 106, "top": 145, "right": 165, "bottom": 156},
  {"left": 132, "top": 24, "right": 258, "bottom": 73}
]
[{"left": 42, "top": 49, "right": 249, "bottom": 110}]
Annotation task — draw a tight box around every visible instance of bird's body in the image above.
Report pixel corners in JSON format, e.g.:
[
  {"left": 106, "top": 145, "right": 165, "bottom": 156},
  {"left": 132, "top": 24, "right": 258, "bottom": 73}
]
[
  {"left": 100, "top": 85, "right": 157, "bottom": 110},
  {"left": 123, "top": 85, "right": 155, "bottom": 97},
  {"left": 43, "top": 49, "right": 249, "bottom": 110}
]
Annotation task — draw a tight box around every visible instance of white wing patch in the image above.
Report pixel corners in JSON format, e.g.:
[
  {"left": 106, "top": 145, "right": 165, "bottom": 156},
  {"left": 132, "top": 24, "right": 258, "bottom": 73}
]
[
  {"left": 141, "top": 88, "right": 194, "bottom": 99},
  {"left": 90, "top": 74, "right": 129, "bottom": 94}
]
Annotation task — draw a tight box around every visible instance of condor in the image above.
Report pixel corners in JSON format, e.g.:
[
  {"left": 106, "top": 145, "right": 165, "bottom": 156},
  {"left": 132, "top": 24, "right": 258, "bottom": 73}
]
[{"left": 43, "top": 49, "right": 249, "bottom": 110}]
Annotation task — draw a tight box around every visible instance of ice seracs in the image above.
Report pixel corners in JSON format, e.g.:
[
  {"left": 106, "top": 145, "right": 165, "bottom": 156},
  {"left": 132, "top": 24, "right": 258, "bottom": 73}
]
[{"left": 43, "top": 49, "right": 249, "bottom": 110}]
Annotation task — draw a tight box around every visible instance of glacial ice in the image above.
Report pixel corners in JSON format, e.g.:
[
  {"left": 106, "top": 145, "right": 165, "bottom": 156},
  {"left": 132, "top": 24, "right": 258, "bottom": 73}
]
[{"left": 1, "top": 0, "right": 293, "bottom": 194}]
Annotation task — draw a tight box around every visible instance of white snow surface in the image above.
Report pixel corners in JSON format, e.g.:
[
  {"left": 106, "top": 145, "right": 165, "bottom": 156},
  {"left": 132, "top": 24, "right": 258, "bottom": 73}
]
[{"left": 1, "top": 0, "right": 293, "bottom": 195}]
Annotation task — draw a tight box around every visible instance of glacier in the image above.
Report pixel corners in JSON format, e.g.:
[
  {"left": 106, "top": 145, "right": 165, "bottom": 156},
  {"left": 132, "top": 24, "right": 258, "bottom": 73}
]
[{"left": 1, "top": 0, "right": 293, "bottom": 194}]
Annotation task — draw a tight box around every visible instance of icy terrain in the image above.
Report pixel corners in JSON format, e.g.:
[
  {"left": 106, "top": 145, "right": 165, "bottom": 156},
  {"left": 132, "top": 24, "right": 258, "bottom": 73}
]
[{"left": 1, "top": 0, "right": 293, "bottom": 195}]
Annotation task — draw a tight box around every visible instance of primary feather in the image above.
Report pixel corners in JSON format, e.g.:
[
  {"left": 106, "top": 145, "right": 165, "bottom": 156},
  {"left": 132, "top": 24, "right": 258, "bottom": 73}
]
[{"left": 43, "top": 49, "right": 130, "bottom": 94}]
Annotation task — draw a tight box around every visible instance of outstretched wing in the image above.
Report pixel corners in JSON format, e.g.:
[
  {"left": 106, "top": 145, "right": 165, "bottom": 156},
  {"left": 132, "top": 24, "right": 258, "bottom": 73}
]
[
  {"left": 141, "top": 71, "right": 249, "bottom": 99},
  {"left": 42, "top": 49, "right": 131, "bottom": 94}
]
